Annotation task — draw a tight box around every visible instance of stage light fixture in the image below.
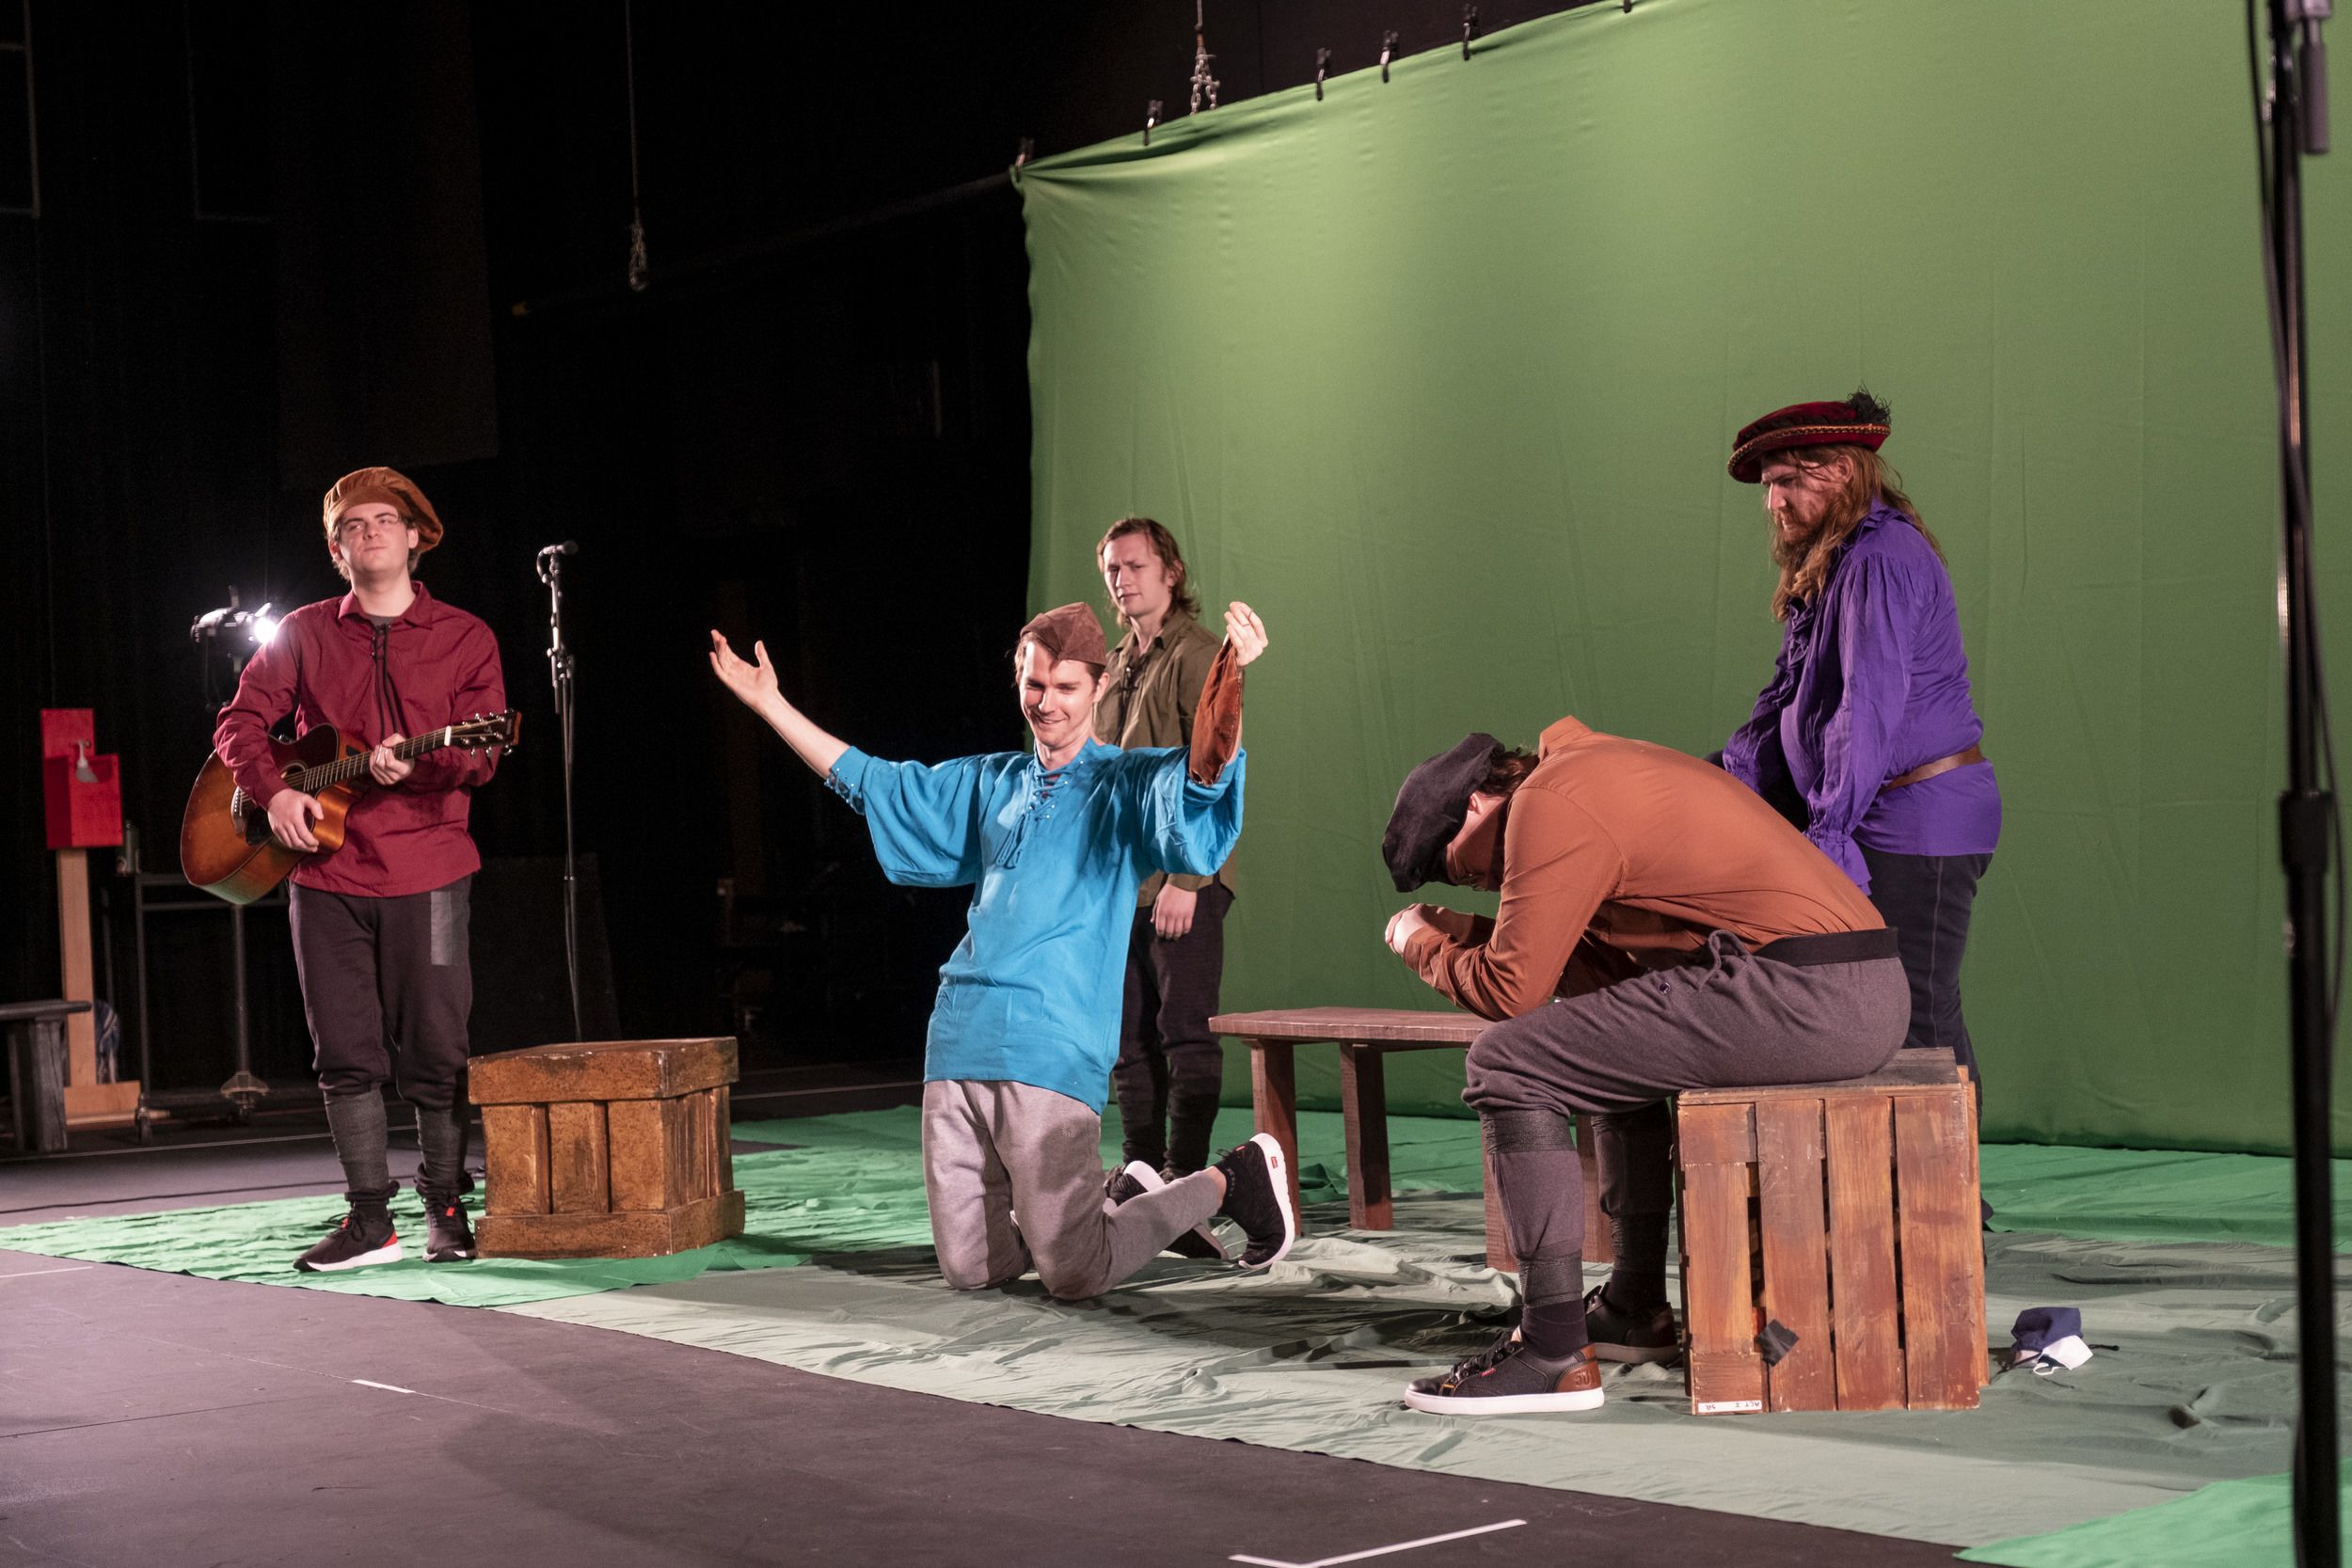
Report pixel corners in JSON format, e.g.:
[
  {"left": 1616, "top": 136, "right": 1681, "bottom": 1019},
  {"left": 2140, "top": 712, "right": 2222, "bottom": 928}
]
[{"left": 190, "top": 589, "right": 278, "bottom": 711}]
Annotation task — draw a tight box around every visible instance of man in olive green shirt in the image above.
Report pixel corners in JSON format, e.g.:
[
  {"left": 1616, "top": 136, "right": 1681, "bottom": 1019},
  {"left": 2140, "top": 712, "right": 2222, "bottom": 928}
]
[{"left": 1094, "top": 518, "right": 1236, "bottom": 1211}]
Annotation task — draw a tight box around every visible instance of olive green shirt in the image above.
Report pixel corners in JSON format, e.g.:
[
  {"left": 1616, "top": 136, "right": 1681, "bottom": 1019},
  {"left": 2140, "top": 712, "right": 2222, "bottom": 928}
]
[{"left": 1092, "top": 607, "right": 1235, "bottom": 901}]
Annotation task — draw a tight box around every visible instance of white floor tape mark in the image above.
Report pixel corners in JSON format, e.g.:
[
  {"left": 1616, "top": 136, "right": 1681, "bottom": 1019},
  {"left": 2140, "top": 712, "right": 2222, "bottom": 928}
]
[{"left": 1231, "top": 1517, "right": 1527, "bottom": 1568}]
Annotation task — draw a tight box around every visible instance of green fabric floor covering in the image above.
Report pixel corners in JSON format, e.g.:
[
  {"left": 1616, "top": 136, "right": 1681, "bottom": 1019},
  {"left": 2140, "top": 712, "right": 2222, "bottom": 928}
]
[
  {"left": 1960, "top": 1475, "right": 2349, "bottom": 1568},
  {"left": 8, "top": 1108, "right": 2352, "bottom": 1545},
  {"left": 0, "top": 1107, "right": 1406, "bottom": 1309},
  {"left": 7, "top": 1106, "right": 2344, "bottom": 1305},
  {"left": 507, "top": 1207, "right": 2352, "bottom": 1546}
]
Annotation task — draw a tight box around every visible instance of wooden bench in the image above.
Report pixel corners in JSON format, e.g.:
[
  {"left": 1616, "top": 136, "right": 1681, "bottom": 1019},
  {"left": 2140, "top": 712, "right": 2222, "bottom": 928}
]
[
  {"left": 1677, "top": 1047, "right": 1985, "bottom": 1416},
  {"left": 1209, "top": 1007, "right": 1612, "bottom": 1270},
  {"left": 1, "top": 1000, "right": 88, "bottom": 1154},
  {"left": 469, "top": 1037, "right": 746, "bottom": 1259}
]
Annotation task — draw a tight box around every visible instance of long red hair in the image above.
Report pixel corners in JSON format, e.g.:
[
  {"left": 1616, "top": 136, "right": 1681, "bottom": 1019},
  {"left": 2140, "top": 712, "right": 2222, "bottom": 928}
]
[{"left": 1768, "top": 447, "right": 1942, "bottom": 620}]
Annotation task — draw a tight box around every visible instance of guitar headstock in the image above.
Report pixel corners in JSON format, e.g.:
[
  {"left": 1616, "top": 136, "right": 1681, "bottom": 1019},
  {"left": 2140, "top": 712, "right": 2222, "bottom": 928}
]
[{"left": 450, "top": 711, "right": 521, "bottom": 751}]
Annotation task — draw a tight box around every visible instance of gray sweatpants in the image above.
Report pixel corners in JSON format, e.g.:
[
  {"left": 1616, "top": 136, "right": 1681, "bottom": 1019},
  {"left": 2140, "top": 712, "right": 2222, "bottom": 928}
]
[
  {"left": 922, "top": 1080, "right": 1224, "bottom": 1301},
  {"left": 1466, "top": 932, "right": 1911, "bottom": 1311}
]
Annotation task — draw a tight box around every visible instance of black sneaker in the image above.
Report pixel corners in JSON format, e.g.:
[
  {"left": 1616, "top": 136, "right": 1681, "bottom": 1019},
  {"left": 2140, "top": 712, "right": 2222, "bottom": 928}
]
[
  {"left": 1212, "top": 1133, "right": 1296, "bottom": 1269},
  {"left": 1404, "top": 1332, "right": 1604, "bottom": 1415},
  {"left": 1105, "top": 1161, "right": 1228, "bottom": 1261},
  {"left": 1583, "top": 1282, "right": 1680, "bottom": 1364},
  {"left": 422, "top": 1192, "right": 478, "bottom": 1263},
  {"left": 294, "top": 1205, "right": 403, "bottom": 1274}
]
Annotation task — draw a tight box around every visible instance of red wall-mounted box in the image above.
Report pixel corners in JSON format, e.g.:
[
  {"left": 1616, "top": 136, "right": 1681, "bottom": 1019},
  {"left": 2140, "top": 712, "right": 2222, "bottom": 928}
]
[{"left": 40, "top": 707, "right": 124, "bottom": 849}]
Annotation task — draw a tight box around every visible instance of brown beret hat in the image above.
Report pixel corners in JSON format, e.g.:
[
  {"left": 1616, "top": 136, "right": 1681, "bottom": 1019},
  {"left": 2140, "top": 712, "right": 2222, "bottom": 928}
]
[
  {"left": 1016, "top": 603, "right": 1109, "bottom": 670},
  {"left": 323, "top": 467, "right": 444, "bottom": 554}
]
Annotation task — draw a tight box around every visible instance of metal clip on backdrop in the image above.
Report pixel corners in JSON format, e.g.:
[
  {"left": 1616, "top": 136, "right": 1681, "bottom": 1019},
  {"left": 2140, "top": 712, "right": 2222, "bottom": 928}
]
[
  {"left": 537, "top": 540, "right": 585, "bottom": 1039},
  {"left": 2253, "top": 1, "right": 2338, "bottom": 1564}
]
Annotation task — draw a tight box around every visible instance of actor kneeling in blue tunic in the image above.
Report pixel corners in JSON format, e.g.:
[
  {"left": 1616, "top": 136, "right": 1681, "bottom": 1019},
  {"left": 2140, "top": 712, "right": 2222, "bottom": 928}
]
[{"left": 707, "top": 600, "right": 1295, "bottom": 1299}]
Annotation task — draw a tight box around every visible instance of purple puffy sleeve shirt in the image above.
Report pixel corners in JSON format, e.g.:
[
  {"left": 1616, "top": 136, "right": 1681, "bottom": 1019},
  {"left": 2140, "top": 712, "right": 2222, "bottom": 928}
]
[{"left": 1721, "top": 503, "right": 2001, "bottom": 894}]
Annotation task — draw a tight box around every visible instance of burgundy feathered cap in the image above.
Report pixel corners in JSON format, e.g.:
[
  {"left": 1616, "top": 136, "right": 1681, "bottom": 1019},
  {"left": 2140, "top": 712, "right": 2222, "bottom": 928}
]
[{"left": 1727, "top": 388, "right": 1891, "bottom": 483}]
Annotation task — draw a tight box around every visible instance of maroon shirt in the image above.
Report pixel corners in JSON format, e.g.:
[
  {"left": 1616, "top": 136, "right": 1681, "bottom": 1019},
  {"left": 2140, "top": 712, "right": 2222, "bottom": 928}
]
[{"left": 214, "top": 583, "right": 507, "bottom": 897}]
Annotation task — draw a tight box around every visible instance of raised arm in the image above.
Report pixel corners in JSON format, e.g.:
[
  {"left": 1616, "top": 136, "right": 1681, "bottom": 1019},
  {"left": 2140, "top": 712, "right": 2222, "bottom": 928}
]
[{"left": 709, "top": 630, "right": 849, "bottom": 779}]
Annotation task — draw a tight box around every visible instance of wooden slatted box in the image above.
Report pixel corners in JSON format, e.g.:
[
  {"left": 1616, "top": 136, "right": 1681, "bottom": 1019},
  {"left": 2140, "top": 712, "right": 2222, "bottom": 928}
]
[
  {"left": 470, "top": 1037, "right": 746, "bottom": 1259},
  {"left": 1676, "top": 1048, "right": 1985, "bottom": 1415}
]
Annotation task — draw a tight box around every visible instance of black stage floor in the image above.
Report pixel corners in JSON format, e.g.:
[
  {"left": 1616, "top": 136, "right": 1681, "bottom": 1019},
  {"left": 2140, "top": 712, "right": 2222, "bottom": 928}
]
[{"left": 0, "top": 1063, "right": 1961, "bottom": 1568}]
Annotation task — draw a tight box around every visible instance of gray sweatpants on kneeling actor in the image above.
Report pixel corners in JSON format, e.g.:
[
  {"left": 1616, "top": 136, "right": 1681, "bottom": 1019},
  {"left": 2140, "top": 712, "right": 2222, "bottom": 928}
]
[
  {"left": 922, "top": 1079, "right": 1223, "bottom": 1301},
  {"left": 1467, "top": 931, "right": 1910, "bottom": 1312}
]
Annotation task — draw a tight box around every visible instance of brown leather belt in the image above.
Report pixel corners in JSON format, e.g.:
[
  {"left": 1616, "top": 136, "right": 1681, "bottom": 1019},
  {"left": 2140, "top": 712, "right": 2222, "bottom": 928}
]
[{"left": 1883, "top": 744, "right": 1985, "bottom": 791}]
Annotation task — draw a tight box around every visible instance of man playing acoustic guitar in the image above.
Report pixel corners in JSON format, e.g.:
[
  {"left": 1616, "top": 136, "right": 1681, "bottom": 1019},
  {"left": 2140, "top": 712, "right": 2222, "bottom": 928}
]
[{"left": 214, "top": 467, "right": 507, "bottom": 1272}]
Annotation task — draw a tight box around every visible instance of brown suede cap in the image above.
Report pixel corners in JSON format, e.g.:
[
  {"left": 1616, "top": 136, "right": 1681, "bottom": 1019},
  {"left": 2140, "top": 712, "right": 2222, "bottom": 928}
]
[
  {"left": 323, "top": 467, "right": 444, "bottom": 554},
  {"left": 1017, "top": 603, "right": 1109, "bottom": 670},
  {"left": 1187, "top": 637, "right": 1246, "bottom": 784}
]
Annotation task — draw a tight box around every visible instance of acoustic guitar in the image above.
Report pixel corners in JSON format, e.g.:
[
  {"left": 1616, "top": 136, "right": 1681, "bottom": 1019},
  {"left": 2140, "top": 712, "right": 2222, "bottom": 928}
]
[{"left": 179, "top": 712, "right": 519, "bottom": 906}]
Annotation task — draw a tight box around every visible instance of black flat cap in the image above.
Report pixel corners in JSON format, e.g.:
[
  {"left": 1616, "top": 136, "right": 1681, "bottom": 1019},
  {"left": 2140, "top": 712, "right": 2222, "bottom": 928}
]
[{"left": 1381, "top": 733, "right": 1502, "bottom": 892}]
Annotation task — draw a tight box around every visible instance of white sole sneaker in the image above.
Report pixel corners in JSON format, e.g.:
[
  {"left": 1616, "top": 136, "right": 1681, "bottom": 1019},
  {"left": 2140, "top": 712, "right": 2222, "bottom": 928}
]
[
  {"left": 1402, "top": 1384, "right": 1606, "bottom": 1416},
  {"left": 1232, "top": 1132, "right": 1296, "bottom": 1270},
  {"left": 1120, "top": 1162, "right": 1230, "bottom": 1261},
  {"left": 294, "top": 1237, "right": 405, "bottom": 1273}
]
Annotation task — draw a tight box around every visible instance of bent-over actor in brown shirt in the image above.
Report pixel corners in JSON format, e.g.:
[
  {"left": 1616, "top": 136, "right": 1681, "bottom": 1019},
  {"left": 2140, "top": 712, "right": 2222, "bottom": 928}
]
[{"left": 1386, "top": 717, "right": 1910, "bottom": 1418}]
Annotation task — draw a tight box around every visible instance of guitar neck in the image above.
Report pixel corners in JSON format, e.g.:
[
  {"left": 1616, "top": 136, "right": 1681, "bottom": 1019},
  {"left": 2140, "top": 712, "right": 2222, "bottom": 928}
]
[{"left": 296, "top": 725, "right": 462, "bottom": 792}]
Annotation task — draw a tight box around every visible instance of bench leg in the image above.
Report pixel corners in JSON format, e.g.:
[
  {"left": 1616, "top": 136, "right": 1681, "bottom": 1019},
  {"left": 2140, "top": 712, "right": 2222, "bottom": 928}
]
[
  {"left": 1340, "top": 1045, "right": 1391, "bottom": 1229},
  {"left": 1476, "top": 1115, "right": 1614, "bottom": 1271},
  {"left": 29, "top": 1017, "right": 70, "bottom": 1154},
  {"left": 1481, "top": 1140, "right": 1516, "bottom": 1272},
  {"left": 1578, "top": 1119, "right": 1614, "bottom": 1267},
  {"left": 1248, "top": 1039, "right": 1301, "bottom": 1227},
  {"left": 7, "top": 1022, "right": 24, "bottom": 1151}
]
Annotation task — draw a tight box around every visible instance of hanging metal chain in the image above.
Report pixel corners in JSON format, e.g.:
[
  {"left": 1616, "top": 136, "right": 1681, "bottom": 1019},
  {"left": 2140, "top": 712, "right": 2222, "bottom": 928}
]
[
  {"left": 1189, "top": 0, "right": 1218, "bottom": 114},
  {"left": 624, "top": 0, "right": 649, "bottom": 292}
]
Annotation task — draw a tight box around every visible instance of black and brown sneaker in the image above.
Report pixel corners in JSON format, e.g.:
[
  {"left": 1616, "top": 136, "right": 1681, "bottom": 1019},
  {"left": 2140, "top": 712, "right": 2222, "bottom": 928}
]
[
  {"left": 294, "top": 1196, "right": 403, "bottom": 1274},
  {"left": 1583, "top": 1282, "right": 1680, "bottom": 1364},
  {"left": 421, "top": 1190, "right": 477, "bottom": 1263},
  {"left": 1404, "top": 1333, "right": 1604, "bottom": 1415},
  {"left": 1212, "top": 1133, "right": 1296, "bottom": 1269}
]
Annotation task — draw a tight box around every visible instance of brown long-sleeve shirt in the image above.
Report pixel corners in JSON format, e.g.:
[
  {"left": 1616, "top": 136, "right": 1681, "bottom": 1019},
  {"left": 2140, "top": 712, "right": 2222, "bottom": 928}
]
[
  {"left": 1093, "top": 607, "right": 1233, "bottom": 901},
  {"left": 1404, "top": 717, "right": 1883, "bottom": 1022}
]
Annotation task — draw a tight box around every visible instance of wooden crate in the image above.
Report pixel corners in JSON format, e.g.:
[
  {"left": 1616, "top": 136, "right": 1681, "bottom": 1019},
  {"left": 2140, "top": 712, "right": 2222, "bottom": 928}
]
[
  {"left": 469, "top": 1037, "right": 746, "bottom": 1259},
  {"left": 1677, "top": 1048, "right": 1985, "bottom": 1416}
]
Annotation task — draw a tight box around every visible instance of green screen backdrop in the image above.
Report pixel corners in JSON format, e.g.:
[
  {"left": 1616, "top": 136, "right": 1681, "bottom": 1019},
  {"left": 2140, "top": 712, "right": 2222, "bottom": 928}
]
[{"left": 1017, "top": 0, "right": 2351, "bottom": 1153}]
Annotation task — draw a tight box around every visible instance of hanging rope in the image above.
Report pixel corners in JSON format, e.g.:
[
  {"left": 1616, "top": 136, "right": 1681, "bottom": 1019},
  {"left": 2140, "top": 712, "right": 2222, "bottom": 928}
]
[
  {"left": 1189, "top": 0, "right": 1218, "bottom": 114},
  {"left": 624, "top": 0, "right": 649, "bottom": 292}
]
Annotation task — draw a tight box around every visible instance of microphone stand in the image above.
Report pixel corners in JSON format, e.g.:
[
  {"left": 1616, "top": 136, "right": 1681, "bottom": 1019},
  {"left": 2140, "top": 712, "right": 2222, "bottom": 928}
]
[
  {"left": 2259, "top": 4, "right": 2336, "bottom": 1565},
  {"left": 538, "top": 547, "right": 585, "bottom": 1040}
]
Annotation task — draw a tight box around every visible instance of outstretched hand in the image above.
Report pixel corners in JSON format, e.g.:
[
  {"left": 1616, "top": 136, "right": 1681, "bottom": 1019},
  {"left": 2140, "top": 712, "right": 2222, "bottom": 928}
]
[
  {"left": 708, "top": 630, "right": 780, "bottom": 712},
  {"left": 1223, "top": 602, "right": 1269, "bottom": 667}
]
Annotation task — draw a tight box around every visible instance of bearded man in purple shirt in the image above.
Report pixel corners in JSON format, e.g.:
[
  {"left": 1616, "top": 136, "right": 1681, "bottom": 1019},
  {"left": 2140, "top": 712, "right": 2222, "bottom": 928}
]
[{"left": 1720, "top": 390, "right": 2001, "bottom": 1090}]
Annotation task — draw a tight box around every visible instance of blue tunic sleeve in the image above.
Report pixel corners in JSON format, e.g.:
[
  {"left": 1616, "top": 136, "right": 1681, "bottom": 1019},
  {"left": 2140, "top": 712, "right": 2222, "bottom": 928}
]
[
  {"left": 1802, "top": 556, "right": 1918, "bottom": 890},
  {"left": 825, "top": 747, "right": 992, "bottom": 888},
  {"left": 1122, "top": 747, "right": 1247, "bottom": 878}
]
